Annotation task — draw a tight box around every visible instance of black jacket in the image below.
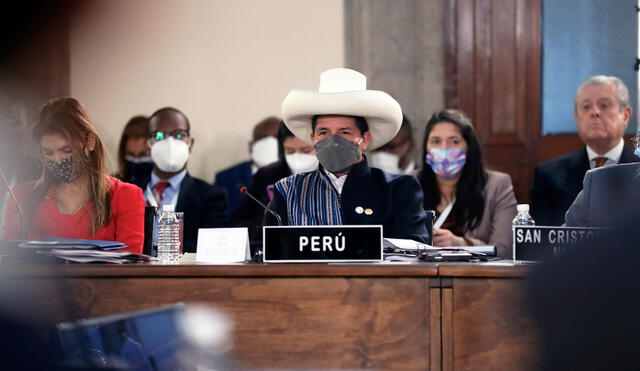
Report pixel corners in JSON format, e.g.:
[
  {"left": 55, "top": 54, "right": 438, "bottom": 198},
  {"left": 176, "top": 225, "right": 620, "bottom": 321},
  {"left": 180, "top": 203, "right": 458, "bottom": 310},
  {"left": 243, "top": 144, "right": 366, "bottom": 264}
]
[
  {"left": 134, "top": 172, "right": 229, "bottom": 253},
  {"left": 265, "top": 159, "right": 430, "bottom": 243},
  {"left": 230, "top": 161, "right": 291, "bottom": 243},
  {"left": 530, "top": 145, "right": 639, "bottom": 226}
]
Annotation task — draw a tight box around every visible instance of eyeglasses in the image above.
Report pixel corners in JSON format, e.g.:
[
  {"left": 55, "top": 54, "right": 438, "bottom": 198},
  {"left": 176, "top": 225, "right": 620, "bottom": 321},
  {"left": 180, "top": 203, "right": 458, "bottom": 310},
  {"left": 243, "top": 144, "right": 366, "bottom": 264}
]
[
  {"left": 632, "top": 134, "right": 640, "bottom": 149},
  {"left": 148, "top": 129, "right": 190, "bottom": 143}
]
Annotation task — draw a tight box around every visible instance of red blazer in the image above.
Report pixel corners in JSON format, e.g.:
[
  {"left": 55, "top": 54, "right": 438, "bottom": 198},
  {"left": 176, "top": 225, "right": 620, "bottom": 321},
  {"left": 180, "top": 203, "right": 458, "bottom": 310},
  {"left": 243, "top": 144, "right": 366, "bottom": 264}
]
[{"left": 3, "top": 176, "right": 144, "bottom": 254}]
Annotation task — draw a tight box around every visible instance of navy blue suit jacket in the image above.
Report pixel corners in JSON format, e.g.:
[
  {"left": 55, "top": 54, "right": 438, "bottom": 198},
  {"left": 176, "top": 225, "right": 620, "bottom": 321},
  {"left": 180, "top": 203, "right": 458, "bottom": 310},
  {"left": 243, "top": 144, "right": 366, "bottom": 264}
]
[
  {"left": 214, "top": 161, "right": 253, "bottom": 213},
  {"left": 565, "top": 162, "right": 640, "bottom": 228},
  {"left": 530, "top": 145, "right": 639, "bottom": 226}
]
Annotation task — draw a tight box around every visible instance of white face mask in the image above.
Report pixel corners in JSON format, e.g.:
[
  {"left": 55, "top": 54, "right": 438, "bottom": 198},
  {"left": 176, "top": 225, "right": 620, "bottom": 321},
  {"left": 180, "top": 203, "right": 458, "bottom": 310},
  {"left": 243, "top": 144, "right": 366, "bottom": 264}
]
[
  {"left": 251, "top": 136, "right": 279, "bottom": 168},
  {"left": 368, "top": 151, "right": 402, "bottom": 174},
  {"left": 150, "top": 137, "right": 190, "bottom": 173},
  {"left": 285, "top": 153, "right": 319, "bottom": 174}
]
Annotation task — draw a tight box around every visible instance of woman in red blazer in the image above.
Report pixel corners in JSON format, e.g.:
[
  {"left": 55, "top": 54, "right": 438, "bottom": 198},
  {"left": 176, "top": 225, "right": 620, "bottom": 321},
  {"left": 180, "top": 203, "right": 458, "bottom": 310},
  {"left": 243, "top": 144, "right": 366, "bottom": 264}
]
[{"left": 2, "top": 98, "right": 144, "bottom": 253}]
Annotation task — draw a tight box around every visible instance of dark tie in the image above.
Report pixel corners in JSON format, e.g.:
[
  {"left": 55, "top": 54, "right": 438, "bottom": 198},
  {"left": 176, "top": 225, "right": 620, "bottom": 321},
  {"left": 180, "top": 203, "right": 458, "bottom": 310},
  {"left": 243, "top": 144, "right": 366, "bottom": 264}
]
[
  {"left": 154, "top": 181, "right": 170, "bottom": 203},
  {"left": 593, "top": 157, "right": 607, "bottom": 168}
]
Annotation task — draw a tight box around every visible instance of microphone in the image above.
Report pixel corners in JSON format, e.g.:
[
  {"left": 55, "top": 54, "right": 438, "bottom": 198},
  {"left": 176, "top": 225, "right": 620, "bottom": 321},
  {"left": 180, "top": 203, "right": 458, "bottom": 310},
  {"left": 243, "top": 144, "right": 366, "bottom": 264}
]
[
  {"left": 239, "top": 186, "right": 282, "bottom": 226},
  {"left": 0, "top": 165, "right": 25, "bottom": 240}
]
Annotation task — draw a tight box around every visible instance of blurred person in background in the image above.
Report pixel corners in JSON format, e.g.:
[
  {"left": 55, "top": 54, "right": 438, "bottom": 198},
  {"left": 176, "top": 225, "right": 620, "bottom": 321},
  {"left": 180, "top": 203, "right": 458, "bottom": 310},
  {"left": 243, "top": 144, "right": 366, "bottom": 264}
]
[
  {"left": 135, "top": 107, "right": 228, "bottom": 253},
  {"left": 564, "top": 135, "right": 640, "bottom": 228},
  {"left": 115, "top": 115, "right": 153, "bottom": 186},
  {"left": 528, "top": 219, "right": 640, "bottom": 370},
  {"left": 416, "top": 109, "right": 517, "bottom": 258},
  {"left": 0, "top": 92, "right": 40, "bottom": 228},
  {"left": 230, "top": 121, "right": 318, "bottom": 245},
  {"left": 2, "top": 97, "right": 145, "bottom": 253},
  {"left": 368, "top": 114, "right": 416, "bottom": 174},
  {"left": 214, "top": 116, "right": 280, "bottom": 213},
  {"left": 530, "top": 75, "right": 638, "bottom": 226}
]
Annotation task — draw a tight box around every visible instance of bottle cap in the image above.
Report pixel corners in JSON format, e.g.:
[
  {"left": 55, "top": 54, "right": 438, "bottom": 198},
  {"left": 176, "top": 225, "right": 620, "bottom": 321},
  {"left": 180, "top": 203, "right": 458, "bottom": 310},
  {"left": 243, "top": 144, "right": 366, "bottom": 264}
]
[
  {"left": 516, "top": 204, "right": 529, "bottom": 213},
  {"left": 162, "top": 204, "right": 175, "bottom": 212}
]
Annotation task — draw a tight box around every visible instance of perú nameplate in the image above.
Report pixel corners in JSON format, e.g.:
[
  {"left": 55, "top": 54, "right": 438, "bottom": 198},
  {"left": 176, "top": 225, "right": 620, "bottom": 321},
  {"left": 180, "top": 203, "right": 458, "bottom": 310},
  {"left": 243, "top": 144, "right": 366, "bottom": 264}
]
[
  {"left": 262, "top": 225, "right": 383, "bottom": 263},
  {"left": 513, "top": 225, "right": 606, "bottom": 261}
]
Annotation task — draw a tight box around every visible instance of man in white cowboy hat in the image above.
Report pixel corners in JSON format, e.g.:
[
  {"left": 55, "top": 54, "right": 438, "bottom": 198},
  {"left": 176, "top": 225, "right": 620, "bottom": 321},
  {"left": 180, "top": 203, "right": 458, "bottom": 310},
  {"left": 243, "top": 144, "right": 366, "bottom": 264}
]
[{"left": 264, "top": 68, "right": 429, "bottom": 243}]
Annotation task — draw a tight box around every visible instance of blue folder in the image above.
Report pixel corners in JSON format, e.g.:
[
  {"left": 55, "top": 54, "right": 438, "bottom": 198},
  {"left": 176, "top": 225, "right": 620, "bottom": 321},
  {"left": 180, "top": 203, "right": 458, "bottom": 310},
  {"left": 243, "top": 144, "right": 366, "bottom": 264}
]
[{"left": 18, "top": 237, "right": 127, "bottom": 250}]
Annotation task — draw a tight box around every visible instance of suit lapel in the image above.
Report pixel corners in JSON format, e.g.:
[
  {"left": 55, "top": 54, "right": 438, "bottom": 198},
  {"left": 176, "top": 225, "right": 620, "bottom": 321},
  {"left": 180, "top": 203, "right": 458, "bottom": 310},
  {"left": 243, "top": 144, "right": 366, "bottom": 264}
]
[
  {"left": 619, "top": 145, "right": 639, "bottom": 164},
  {"left": 565, "top": 148, "right": 590, "bottom": 194},
  {"left": 175, "top": 173, "right": 192, "bottom": 212}
]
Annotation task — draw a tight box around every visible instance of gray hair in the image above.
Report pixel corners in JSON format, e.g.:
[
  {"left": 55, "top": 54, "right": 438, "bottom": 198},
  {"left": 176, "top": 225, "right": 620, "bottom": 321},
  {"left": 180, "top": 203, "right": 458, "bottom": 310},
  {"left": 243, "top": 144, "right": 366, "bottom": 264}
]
[{"left": 575, "top": 75, "right": 630, "bottom": 112}]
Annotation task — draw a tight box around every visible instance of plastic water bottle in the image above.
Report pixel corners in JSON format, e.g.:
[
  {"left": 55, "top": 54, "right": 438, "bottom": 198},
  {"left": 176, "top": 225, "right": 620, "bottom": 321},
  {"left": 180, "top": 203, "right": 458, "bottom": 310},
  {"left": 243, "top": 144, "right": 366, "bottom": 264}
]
[
  {"left": 157, "top": 204, "right": 182, "bottom": 263},
  {"left": 512, "top": 204, "right": 534, "bottom": 263},
  {"left": 512, "top": 204, "right": 535, "bottom": 226}
]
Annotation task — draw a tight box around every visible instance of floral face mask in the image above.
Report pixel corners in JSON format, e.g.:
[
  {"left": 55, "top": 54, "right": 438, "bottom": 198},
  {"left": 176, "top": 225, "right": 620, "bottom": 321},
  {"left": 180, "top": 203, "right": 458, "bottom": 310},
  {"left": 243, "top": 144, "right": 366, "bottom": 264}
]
[{"left": 425, "top": 148, "right": 466, "bottom": 179}]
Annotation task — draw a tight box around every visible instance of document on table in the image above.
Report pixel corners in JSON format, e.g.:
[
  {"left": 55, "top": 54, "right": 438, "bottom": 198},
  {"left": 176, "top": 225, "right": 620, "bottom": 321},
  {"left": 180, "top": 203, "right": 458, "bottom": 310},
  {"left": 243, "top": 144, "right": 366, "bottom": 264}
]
[{"left": 37, "top": 249, "right": 152, "bottom": 264}]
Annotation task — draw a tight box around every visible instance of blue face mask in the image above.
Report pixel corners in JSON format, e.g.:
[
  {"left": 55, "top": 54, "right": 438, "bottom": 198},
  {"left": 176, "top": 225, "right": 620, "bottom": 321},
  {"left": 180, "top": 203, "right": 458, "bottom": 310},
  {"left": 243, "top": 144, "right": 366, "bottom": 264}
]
[
  {"left": 125, "top": 155, "right": 153, "bottom": 180},
  {"left": 635, "top": 148, "right": 640, "bottom": 158}
]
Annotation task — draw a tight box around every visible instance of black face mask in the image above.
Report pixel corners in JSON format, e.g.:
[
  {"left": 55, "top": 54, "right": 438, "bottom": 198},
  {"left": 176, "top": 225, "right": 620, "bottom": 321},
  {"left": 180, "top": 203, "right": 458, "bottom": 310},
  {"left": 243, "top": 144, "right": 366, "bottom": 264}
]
[
  {"left": 124, "top": 155, "right": 153, "bottom": 180},
  {"left": 314, "top": 135, "right": 362, "bottom": 173}
]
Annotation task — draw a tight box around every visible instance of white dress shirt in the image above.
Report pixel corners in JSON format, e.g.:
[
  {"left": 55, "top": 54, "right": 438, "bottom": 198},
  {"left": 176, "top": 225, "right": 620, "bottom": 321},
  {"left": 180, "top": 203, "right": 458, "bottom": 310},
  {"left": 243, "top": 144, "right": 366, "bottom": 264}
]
[
  {"left": 323, "top": 168, "right": 348, "bottom": 195},
  {"left": 586, "top": 139, "right": 624, "bottom": 169}
]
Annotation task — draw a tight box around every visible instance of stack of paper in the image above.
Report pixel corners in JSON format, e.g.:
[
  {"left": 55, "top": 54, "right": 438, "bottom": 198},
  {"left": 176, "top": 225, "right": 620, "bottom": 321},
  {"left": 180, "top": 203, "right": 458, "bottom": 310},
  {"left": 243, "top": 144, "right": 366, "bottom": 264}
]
[
  {"left": 19, "top": 237, "right": 127, "bottom": 250},
  {"left": 37, "top": 249, "right": 152, "bottom": 264},
  {"left": 16, "top": 237, "right": 153, "bottom": 264},
  {"left": 383, "top": 238, "right": 497, "bottom": 262}
]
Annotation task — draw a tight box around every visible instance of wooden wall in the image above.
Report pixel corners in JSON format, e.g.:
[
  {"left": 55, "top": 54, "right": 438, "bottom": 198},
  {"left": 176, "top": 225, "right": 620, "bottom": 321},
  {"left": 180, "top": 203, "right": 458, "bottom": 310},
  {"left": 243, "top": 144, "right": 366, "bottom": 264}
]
[{"left": 444, "top": 0, "right": 584, "bottom": 203}]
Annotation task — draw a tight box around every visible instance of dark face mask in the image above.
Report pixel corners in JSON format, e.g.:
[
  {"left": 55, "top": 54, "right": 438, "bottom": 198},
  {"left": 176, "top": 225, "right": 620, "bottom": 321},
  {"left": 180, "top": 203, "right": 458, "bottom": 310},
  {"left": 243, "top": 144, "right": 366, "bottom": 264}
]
[
  {"left": 45, "top": 154, "right": 88, "bottom": 184},
  {"left": 314, "top": 135, "right": 362, "bottom": 173},
  {"left": 124, "top": 155, "right": 153, "bottom": 180}
]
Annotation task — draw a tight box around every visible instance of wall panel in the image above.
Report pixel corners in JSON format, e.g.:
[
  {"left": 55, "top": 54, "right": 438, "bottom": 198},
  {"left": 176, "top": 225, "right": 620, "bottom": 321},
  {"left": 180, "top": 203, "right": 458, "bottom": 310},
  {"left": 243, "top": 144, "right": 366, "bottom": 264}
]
[{"left": 445, "top": 0, "right": 557, "bottom": 203}]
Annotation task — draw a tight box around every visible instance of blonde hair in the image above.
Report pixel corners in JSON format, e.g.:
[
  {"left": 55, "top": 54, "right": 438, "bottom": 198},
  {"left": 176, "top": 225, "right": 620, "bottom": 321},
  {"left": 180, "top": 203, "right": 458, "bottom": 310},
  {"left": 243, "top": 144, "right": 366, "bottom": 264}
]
[{"left": 27, "top": 97, "right": 112, "bottom": 234}]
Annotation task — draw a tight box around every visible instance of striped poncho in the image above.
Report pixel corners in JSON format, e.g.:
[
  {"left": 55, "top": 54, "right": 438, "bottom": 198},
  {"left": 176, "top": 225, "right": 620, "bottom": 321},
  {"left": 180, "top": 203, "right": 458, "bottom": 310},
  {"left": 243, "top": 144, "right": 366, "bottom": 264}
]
[{"left": 274, "top": 170, "right": 343, "bottom": 226}]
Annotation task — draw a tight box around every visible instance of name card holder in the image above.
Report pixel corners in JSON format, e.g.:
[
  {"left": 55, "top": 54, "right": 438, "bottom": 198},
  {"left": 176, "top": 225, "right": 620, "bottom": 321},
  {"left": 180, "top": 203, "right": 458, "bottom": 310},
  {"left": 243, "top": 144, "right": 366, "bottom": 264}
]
[
  {"left": 513, "top": 225, "right": 606, "bottom": 261},
  {"left": 263, "top": 225, "right": 383, "bottom": 263},
  {"left": 196, "top": 227, "right": 251, "bottom": 263}
]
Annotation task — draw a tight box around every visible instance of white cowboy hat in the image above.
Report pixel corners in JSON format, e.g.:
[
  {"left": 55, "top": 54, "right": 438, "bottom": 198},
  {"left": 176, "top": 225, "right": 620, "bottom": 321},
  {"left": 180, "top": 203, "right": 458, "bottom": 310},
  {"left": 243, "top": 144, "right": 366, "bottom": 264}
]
[{"left": 281, "top": 68, "right": 402, "bottom": 150}]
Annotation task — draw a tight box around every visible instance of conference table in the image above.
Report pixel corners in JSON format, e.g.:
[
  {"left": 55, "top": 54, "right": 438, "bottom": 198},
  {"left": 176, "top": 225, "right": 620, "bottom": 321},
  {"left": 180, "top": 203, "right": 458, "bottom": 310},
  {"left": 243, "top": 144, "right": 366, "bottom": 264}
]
[{"left": 0, "top": 256, "right": 541, "bottom": 370}]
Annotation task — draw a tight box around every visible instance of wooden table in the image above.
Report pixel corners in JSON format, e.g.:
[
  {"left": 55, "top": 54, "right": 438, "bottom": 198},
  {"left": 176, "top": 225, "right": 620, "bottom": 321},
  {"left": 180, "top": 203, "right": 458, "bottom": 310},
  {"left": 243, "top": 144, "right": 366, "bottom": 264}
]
[
  {"left": 0, "top": 260, "right": 541, "bottom": 370},
  {"left": 438, "top": 263, "right": 541, "bottom": 371}
]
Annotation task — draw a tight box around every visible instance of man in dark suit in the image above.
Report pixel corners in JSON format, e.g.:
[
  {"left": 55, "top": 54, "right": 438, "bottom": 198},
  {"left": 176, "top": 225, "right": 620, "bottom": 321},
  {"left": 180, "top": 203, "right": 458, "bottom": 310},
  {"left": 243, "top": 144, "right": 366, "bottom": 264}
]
[
  {"left": 530, "top": 75, "right": 639, "bottom": 226},
  {"left": 564, "top": 161, "right": 640, "bottom": 228},
  {"left": 214, "top": 116, "right": 280, "bottom": 213},
  {"left": 136, "top": 107, "right": 229, "bottom": 253},
  {"left": 527, "top": 219, "right": 640, "bottom": 370}
]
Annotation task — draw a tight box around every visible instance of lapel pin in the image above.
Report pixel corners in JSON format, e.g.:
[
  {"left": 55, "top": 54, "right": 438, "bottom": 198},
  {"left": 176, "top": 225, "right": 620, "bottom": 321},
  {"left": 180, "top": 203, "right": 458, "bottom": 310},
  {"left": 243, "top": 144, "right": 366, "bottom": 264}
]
[
  {"left": 355, "top": 206, "right": 364, "bottom": 214},
  {"left": 365, "top": 208, "right": 373, "bottom": 215}
]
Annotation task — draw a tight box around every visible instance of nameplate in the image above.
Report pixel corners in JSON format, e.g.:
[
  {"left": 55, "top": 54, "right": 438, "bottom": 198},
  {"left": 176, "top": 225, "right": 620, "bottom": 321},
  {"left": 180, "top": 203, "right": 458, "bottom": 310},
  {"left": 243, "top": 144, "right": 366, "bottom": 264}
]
[
  {"left": 262, "top": 225, "right": 383, "bottom": 263},
  {"left": 513, "top": 226, "right": 606, "bottom": 261},
  {"left": 196, "top": 227, "right": 251, "bottom": 263}
]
